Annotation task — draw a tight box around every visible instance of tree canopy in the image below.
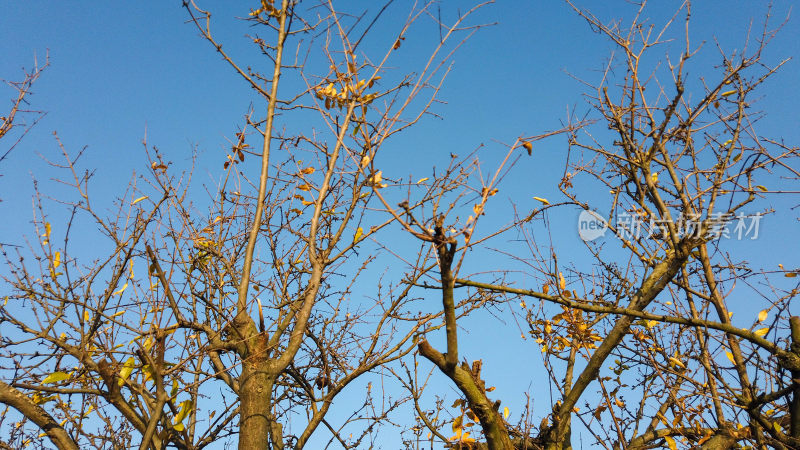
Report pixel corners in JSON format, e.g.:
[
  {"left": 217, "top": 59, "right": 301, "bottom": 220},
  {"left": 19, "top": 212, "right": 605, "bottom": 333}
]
[{"left": 1, "top": 1, "right": 799, "bottom": 449}]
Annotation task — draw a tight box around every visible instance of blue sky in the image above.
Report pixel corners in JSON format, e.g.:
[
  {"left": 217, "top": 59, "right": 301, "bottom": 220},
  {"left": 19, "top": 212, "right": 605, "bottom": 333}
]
[{"left": 2, "top": 1, "right": 799, "bottom": 447}]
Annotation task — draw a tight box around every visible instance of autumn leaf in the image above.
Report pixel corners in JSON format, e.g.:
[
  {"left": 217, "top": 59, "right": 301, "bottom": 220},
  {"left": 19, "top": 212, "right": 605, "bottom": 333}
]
[
  {"left": 558, "top": 272, "right": 566, "bottom": 291},
  {"left": 452, "top": 415, "right": 463, "bottom": 433},
  {"left": 131, "top": 196, "right": 148, "bottom": 205},
  {"left": 42, "top": 371, "right": 70, "bottom": 385},
  {"left": 664, "top": 436, "right": 677, "bottom": 450},
  {"left": 53, "top": 251, "right": 61, "bottom": 269},
  {"left": 754, "top": 328, "right": 769, "bottom": 337},
  {"left": 758, "top": 309, "right": 768, "bottom": 322},
  {"left": 119, "top": 357, "right": 136, "bottom": 386},
  {"left": 112, "top": 282, "right": 128, "bottom": 296},
  {"left": 503, "top": 406, "right": 510, "bottom": 419},
  {"left": 173, "top": 400, "right": 193, "bottom": 430},
  {"left": 668, "top": 356, "right": 685, "bottom": 369},
  {"left": 725, "top": 351, "right": 735, "bottom": 363},
  {"left": 522, "top": 141, "right": 533, "bottom": 155},
  {"left": 41, "top": 222, "right": 51, "bottom": 243},
  {"left": 533, "top": 196, "right": 550, "bottom": 205},
  {"left": 353, "top": 227, "right": 363, "bottom": 243}
]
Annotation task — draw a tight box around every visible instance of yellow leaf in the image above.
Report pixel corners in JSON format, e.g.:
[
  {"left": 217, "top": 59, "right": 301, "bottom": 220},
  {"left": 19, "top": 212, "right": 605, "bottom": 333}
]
[
  {"left": 650, "top": 172, "right": 658, "bottom": 183},
  {"left": 53, "top": 251, "right": 61, "bottom": 269},
  {"left": 112, "top": 282, "right": 128, "bottom": 296},
  {"left": 646, "top": 320, "right": 658, "bottom": 328},
  {"left": 725, "top": 351, "right": 735, "bottom": 363},
  {"left": 755, "top": 185, "right": 767, "bottom": 192},
  {"left": 542, "top": 284, "right": 550, "bottom": 295},
  {"left": 758, "top": 309, "right": 768, "bottom": 322},
  {"left": 452, "top": 415, "right": 463, "bottom": 433},
  {"left": 300, "top": 167, "right": 315, "bottom": 175},
  {"left": 353, "top": 227, "right": 363, "bottom": 243},
  {"left": 720, "top": 90, "right": 736, "bottom": 97},
  {"left": 84, "top": 310, "right": 91, "bottom": 322},
  {"left": 131, "top": 196, "right": 148, "bottom": 205},
  {"left": 522, "top": 141, "right": 533, "bottom": 155},
  {"left": 416, "top": 177, "right": 429, "bottom": 184},
  {"left": 119, "top": 357, "right": 136, "bottom": 386},
  {"left": 42, "top": 222, "right": 52, "bottom": 239},
  {"left": 301, "top": 200, "right": 314, "bottom": 206},
  {"left": 786, "top": 272, "right": 798, "bottom": 278},
  {"left": 533, "top": 196, "right": 550, "bottom": 205},
  {"left": 558, "top": 272, "right": 566, "bottom": 291},
  {"left": 664, "top": 436, "right": 677, "bottom": 450},
  {"left": 360, "top": 155, "right": 370, "bottom": 167},
  {"left": 42, "top": 371, "right": 70, "bottom": 384},
  {"left": 173, "top": 400, "right": 192, "bottom": 427},
  {"left": 171, "top": 379, "right": 179, "bottom": 398},
  {"left": 111, "top": 310, "right": 125, "bottom": 318},
  {"left": 503, "top": 406, "right": 510, "bottom": 419},
  {"left": 754, "top": 328, "right": 769, "bottom": 337},
  {"left": 668, "top": 357, "right": 685, "bottom": 369}
]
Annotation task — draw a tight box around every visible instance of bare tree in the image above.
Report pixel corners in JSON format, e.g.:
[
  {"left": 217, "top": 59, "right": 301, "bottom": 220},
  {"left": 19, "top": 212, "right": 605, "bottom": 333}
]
[
  {"left": 0, "top": 1, "right": 492, "bottom": 448},
  {"left": 2, "top": 1, "right": 798, "bottom": 450},
  {"left": 397, "top": 1, "right": 799, "bottom": 449},
  {"left": 0, "top": 55, "right": 47, "bottom": 173}
]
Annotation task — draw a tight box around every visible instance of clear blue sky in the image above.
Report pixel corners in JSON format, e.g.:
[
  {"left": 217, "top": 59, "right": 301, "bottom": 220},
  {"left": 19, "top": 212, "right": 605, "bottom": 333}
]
[{"left": 2, "top": 1, "right": 798, "bottom": 447}]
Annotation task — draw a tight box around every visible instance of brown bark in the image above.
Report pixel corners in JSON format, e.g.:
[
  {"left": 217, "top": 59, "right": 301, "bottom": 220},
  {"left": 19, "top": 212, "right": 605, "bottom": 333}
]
[{"left": 0, "top": 380, "right": 79, "bottom": 450}]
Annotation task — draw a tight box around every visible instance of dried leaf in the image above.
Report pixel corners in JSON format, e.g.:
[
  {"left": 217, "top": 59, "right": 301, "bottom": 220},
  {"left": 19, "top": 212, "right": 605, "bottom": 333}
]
[{"left": 522, "top": 141, "right": 533, "bottom": 155}]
